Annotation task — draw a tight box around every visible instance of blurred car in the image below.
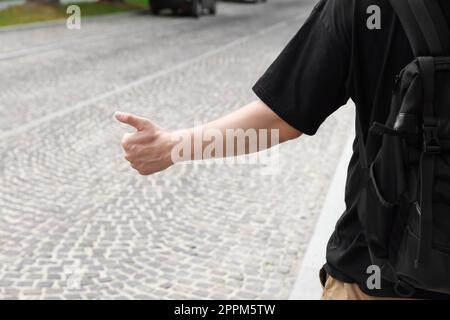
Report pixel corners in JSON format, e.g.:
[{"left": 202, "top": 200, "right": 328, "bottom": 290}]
[{"left": 151, "top": 0, "right": 217, "bottom": 17}]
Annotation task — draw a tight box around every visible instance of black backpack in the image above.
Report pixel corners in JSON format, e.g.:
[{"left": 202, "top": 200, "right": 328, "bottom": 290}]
[{"left": 358, "top": 0, "right": 450, "bottom": 297}]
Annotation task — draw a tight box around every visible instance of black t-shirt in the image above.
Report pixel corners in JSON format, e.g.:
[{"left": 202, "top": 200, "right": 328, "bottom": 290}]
[{"left": 253, "top": 0, "right": 450, "bottom": 299}]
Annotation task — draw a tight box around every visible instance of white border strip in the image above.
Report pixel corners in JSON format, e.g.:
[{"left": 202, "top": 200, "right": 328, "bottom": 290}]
[{"left": 289, "top": 122, "right": 355, "bottom": 300}]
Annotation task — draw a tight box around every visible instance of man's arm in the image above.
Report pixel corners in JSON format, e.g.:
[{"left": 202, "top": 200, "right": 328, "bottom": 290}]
[{"left": 115, "top": 100, "right": 302, "bottom": 176}]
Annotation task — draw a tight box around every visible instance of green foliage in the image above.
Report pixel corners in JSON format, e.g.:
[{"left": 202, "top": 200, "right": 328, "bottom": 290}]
[
  {"left": 0, "top": 0, "right": 149, "bottom": 27},
  {"left": 125, "top": 0, "right": 148, "bottom": 7}
]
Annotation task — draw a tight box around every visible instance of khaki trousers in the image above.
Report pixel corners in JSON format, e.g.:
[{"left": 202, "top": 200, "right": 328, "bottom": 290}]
[{"left": 321, "top": 274, "right": 412, "bottom": 300}]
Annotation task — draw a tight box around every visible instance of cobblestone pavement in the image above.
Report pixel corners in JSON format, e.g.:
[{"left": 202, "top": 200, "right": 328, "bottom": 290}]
[{"left": 0, "top": 0, "right": 354, "bottom": 299}]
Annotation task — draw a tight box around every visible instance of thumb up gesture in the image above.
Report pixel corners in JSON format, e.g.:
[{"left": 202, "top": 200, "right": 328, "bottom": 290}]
[{"left": 115, "top": 112, "right": 176, "bottom": 176}]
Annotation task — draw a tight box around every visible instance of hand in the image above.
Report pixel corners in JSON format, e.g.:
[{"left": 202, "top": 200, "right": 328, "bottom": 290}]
[{"left": 115, "top": 112, "right": 176, "bottom": 176}]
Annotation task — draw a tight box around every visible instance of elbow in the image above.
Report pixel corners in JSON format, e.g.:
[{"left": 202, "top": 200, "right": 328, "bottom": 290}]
[{"left": 279, "top": 124, "right": 302, "bottom": 143}]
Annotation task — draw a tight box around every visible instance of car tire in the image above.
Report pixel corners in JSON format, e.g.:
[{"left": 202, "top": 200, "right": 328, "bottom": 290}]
[
  {"left": 191, "top": 0, "right": 202, "bottom": 18},
  {"left": 150, "top": 0, "right": 157, "bottom": 14},
  {"left": 209, "top": 1, "right": 217, "bottom": 15},
  {"left": 152, "top": 6, "right": 160, "bottom": 15}
]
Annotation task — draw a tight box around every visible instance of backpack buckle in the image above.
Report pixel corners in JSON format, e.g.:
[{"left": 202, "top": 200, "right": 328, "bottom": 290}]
[
  {"left": 422, "top": 124, "right": 440, "bottom": 153},
  {"left": 394, "top": 279, "right": 415, "bottom": 298}
]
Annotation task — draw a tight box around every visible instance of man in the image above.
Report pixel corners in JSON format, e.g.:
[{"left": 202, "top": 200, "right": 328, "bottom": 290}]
[{"left": 115, "top": 0, "right": 450, "bottom": 299}]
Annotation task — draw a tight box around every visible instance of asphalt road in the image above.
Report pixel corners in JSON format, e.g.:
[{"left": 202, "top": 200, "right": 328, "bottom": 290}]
[{"left": 0, "top": 0, "right": 354, "bottom": 299}]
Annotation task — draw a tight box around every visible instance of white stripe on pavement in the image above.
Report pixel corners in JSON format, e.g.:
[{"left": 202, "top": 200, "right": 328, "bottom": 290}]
[
  {"left": 0, "top": 19, "right": 186, "bottom": 60},
  {"left": 0, "top": 14, "right": 308, "bottom": 141},
  {"left": 289, "top": 110, "right": 355, "bottom": 300}
]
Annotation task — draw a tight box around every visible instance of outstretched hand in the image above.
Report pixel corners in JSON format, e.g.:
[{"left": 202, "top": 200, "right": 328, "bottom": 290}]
[{"left": 115, "top": 112, "right": 176, "bottom": 176}]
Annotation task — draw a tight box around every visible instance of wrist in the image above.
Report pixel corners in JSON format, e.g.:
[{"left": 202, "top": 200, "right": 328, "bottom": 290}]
[{"left": 168, "top": 129, "right": 192, "bottom": 164}]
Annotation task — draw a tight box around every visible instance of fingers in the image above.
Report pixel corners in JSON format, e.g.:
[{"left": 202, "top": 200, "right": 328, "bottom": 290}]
[
  {"left": 120, "top": 131, "right": 154, "bottom": 154},
  {"left": 128, "top": 161, "right": 153, "bottom": 176},
  {"left": 121, "top": 132, "right": 134, "bottom": 151},
  {"left": 121, "top": 133, "right": 148, "bottom": 168},
  {"left": 114, "top": 112, "right": 151, "bottom": 131}
]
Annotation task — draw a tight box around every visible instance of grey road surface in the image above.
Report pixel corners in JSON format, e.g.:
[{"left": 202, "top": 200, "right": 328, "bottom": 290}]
[{"left": 0, "top": 0, "right": 354, "bottom": 299}]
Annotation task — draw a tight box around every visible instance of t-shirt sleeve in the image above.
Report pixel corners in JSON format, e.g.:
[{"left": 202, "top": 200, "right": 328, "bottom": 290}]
[{"left": 252, "top": 0, "right": 352, "bottom": 136}]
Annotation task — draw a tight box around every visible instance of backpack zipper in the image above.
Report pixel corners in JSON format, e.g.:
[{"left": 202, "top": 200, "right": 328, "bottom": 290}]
[{"left": 415, "top": 201, "right": 422, "bottom": 216}]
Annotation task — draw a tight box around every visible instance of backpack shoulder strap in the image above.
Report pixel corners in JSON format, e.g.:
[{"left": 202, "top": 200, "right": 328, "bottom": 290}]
[{"left": 389, "top": 0, "right": 450, "bottom": 56}]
